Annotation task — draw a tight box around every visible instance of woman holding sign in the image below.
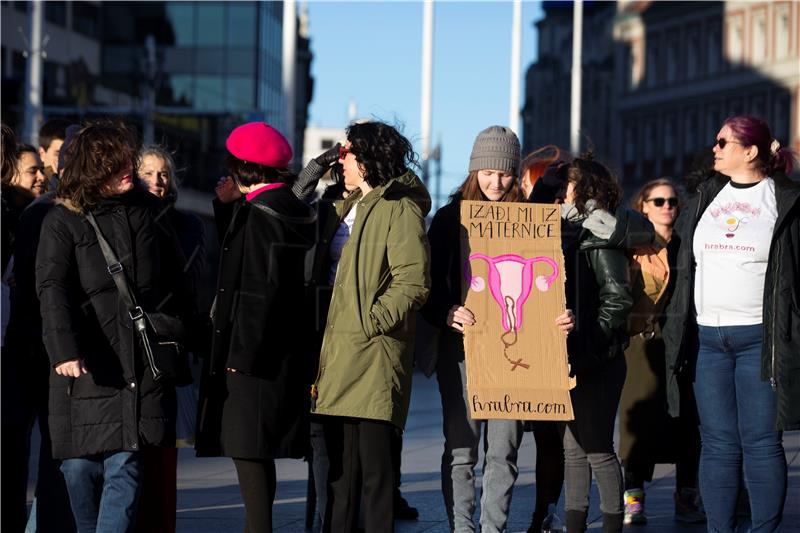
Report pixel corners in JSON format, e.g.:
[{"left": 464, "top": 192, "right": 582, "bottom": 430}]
[
  {"left": 530, "top": 154, "right": 633, "bottom": 533},
  {"left": 421, "top": 127, "right": 574, "bottom": 533}
]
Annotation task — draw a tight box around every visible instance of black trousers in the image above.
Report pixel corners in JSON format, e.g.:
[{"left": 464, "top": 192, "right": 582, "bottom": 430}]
[
  {"left": 322, "top": 417, "right": 395, "bottom": 533},
  {"left": 233, "top": 458, "right": 277, "bottom": 533},
  {"left": 1, "top": 343, "right": 75, "bottom": 533},
  {"left": 529, "top": 421, "right": 565, "bottom": 529}
]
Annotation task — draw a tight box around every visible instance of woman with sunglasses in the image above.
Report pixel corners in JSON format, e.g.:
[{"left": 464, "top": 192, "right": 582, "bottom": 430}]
[
  {"left": 309, "top": 121, "right": 430, "bottom": 533},
  {"left": 662, "top": 116, "right": 798, "bottom": 532},
  {"left": 618, "top": 179, "right": 705, "bottom": 525}
]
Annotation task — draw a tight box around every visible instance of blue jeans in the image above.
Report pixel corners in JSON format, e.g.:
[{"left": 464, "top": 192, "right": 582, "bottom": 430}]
[
  {"left": 694, "top": 324, "right": 786, "bottom": 533},
  {"left": 60, "top": 451, "right": 143, "bottom": 533}
]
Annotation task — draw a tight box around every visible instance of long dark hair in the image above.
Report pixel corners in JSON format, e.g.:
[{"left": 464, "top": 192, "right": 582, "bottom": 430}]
[
  {"left": 58, "top": 120, "right": 137, "bottom": 212},
  {"left": 345, "top": 121, "right": 417, "bottom": 188},
  {"left": 566, "top": 152, "right": 622, "bottom": 214}
]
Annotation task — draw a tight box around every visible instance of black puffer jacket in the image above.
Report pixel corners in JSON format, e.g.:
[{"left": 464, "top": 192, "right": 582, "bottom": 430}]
[
  {"left": 565, "top": 222, "right": 633, "bottom": 374},
  {"left": 662, "top": 172, "right": 800, "bottom": 431},
  {"left": 36, "top": 189, "right": 190, "bottom": 458}
]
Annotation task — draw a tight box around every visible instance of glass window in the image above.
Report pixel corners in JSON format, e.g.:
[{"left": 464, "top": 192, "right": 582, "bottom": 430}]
[
  {"left": 102, "top": 46, "right": 136, "bottom": 75},
  {"left": 162, "top": 48, "right": 194, "bottom": 75},
  {"left": 226, "top": 48, "right": 256, "bottom": 76},
  {"left": 227, "top": 3, "right": 256, "bottom": 46},
  {"left": 226, "top": 77, "right": 255, "bottom": 111},
  {"left": 166, "top": 3, "right": 195, "bottom": 46},
  {"left": 45, "top": 1, "right": 66, "bottom": 26},
  {"left": 162, "top": 75, "right": 194, "bottom": 107},
  {"left": 752, "top": 9, "right": 767, "bottom": 63},
  {"left": 726, "top": 16, "right": 744, "bottom": 65},
  {"left": 196, "top": 3, "right": 224, "bottom": 46},
  {"left": 195, "top": 76, "right": 224, "bottom": 111},
  {"left": 194, "top": 48, "right": 225, "bottom": 75},
  {"left": 73, "top": 1, "right": 100, "bottom": 38},
  {"left": 775, "top": 5, "right": 790, "bottom": 60},
  {"left": 707, "top": 25, "right": 721, "bottom": 74}
]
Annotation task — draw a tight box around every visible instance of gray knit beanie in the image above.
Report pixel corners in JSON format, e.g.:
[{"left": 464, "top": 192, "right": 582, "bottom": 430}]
[{"left": 468, "top": 125, "right": 520, "bottom": 175}]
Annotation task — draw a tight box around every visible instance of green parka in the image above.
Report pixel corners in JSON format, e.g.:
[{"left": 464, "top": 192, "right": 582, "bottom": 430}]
[{"left": 311, "top": 171, "right": 431, "bottom": 430}]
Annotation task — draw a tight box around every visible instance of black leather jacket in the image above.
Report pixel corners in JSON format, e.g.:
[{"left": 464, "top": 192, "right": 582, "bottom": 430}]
[
  {"left": 564, "top": 221, "right": 633, "bottom": 374},
  {"left": 662, "top": 172, "right": 800, "bottom": 431}
]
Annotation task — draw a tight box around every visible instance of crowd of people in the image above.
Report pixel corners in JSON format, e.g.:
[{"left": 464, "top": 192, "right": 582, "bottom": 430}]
[{"left": 0, "top": 114, "right": 797, "bottom": 533}]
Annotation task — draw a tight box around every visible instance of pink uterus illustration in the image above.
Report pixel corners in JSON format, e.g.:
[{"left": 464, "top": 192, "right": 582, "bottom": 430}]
[{"left": 465, "top": 253, "right": 559, "bottom": 371}]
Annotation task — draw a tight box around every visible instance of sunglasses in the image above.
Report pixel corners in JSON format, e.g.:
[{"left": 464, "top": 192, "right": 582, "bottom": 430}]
[
  {"left": 713, "top": 138, "right": 743, "bottom": 149},
  {"left": 339, "top": 145, "right": 352, "bottom": 159},
  {"left": 645, "top": 197, "right": 679, "bottom": 208}
]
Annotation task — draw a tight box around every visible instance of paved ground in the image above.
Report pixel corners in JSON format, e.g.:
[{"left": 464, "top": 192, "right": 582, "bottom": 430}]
[{"left": 29, "top": 370, "right": 799, "bottom": 532}]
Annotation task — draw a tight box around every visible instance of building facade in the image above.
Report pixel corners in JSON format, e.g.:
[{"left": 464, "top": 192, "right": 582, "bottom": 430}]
[
  {"left": 521, "top": 1, "right": 617, "bottom": 164},
  {"left": 522, "top": 0, "right": 800, "bottom": 189},
  {"left": 1, "top": 1, "right": 314, "bottom": 191},
  {"left": 614, "top": 0, "right": 799, "bottom": 185}
]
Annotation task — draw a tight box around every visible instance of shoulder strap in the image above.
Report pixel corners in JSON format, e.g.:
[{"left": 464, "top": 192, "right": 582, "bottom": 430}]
[{"left": 84, "top": 212, "right": 142, "bottom": 319}]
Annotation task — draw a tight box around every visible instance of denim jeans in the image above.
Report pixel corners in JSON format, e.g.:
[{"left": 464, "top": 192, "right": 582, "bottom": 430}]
[
  {"left": 694, "top": 324, "right": 787, "bottom": 533},
  {"left": 60, "top": 451, "right": 143, "bottom": 533},
  {"left": 437, "top": 346, "right": 523, "bottom": 533}
]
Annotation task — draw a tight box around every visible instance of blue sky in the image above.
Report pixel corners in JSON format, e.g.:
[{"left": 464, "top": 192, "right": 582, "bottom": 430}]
[{"left": 305, "top": 0, "right": 544, "bottom": 209}]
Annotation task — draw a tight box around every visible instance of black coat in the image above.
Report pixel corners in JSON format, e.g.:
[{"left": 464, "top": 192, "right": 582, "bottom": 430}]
[
  {"left": 36, "top": 189, "right": 190, "bottom": 459},
  {"left": 562, "top": 221, "right": 633, "bottom": 453},
  {"left": 662, "top": 172, "right": 800, "bottom": 431},
  {"left": 196, "top": 186, "right": 316, "bottom": 459}
]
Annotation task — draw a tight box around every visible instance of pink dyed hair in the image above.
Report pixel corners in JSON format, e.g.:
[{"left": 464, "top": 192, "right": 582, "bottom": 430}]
[{"left": 722, "top": 115, "right": 796, "bottom": 175}]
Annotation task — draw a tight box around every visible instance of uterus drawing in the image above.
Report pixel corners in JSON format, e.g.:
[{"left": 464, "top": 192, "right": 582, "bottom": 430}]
[{"left": 465, "top": 253, "right": 559, "bottom": 371}]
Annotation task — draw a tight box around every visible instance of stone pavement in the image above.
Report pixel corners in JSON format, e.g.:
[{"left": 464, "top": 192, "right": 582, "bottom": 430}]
[
  {"left": 27, "top": 370, "right": 800, "bottom": 532},
  {"left": 170, "top": 371, "right": 800, "bottom": 533}
]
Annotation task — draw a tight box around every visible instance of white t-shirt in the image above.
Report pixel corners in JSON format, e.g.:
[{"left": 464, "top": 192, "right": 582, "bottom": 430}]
[
  {"left": 329, "top": 203, "right": 358, "bottom": 284},
  {"left": 693, "top": 178, "right": 777, "bottom": 326}
]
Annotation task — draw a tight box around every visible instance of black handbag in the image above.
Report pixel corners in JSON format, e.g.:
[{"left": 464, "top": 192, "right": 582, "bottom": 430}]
[{"left": 85, "top": 212, "right": 192, "bottom": 385}]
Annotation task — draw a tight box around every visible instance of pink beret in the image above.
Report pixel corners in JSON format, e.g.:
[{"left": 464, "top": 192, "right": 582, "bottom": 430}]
[{"left": 226, "top": 122, "right": 293, "bottom": 168}]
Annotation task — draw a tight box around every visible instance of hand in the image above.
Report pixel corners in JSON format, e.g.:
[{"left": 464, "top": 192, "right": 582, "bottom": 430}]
[
  {"left": 447, "top": 305, "right": 475, "bottom": 333},
  {"left": 55, "top": 358, "right": 87, "bottom": 377},
  {"left": 555, "top": 309, "right": 575, "bottom": 334},
  {"left": 314, "top": 143, "right": 342, "bottom": 166},
  {"left": 215, "top": 176, "right": 242, "bottom": 204}
]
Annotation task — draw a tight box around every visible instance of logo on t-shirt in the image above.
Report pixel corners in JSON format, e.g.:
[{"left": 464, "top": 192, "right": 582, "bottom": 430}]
[{"left": 709, "top": 201, "right": 761, "bottom": 239}]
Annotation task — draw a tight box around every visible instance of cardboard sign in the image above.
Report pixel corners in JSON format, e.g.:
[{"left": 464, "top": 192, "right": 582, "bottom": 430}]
[{"left": 460, "top": 200, "right": 574, "bottom": 421}]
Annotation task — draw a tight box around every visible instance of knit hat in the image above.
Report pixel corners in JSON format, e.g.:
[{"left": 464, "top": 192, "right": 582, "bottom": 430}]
[
  {"left": 226, "top": 122, "right": 293, "bottom": 168},
  {"left": 468, "top": 126, "right": 520, "bottom": 175}
]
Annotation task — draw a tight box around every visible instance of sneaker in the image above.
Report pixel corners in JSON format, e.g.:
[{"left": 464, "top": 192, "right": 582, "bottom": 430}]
[
  {"left": 624, "top": 489, "right": 647, "bottom": 525},
  {"left": 675, "top": 487, "right": 706, "bottom": 524}
]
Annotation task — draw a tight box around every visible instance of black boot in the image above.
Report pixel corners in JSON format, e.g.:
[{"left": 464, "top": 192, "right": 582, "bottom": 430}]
[
  {"left": 527, "top": 503, "right": 548, "bottom": 533},
  {"left": 602, "top": 512, "right": 623, "bottom": 533},
  {"left": 565, "top": 510, "right": 588, "bottom": 533}
]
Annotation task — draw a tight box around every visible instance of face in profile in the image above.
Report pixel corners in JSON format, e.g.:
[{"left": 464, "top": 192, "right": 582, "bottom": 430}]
[
  {"left": 713, "top": 125, "right": 750, "bottom": 175},
  {"left": 339, "top": 142, "right": 364, "bottom": 192},
  {"left": 138, "top": 155, "right": 170, "bottom": 199},
  {"left": 104, "top": 163, "right": 134, "bottom": 196},
  {"left": 477, "top": 169, "right": 514, "bottom": 201},
  {"left": 13, "top": 151, "right": 47, "bottom": 197}
]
